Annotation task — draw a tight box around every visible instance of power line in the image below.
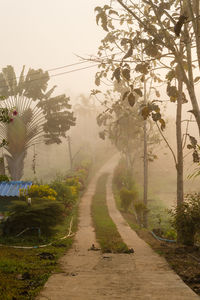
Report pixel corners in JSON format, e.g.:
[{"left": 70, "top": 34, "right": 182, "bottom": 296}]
[
  {"left": 0, "top": 63, "right": 99, "bottom": 91},
  {"left": 49, "top": 64, "right": 99, "bottom": 78},
  {"left": 0, "top": 52, "right": 124, "bottom": 88},
  {"left": 0, "top": 60, "right": 94, "bottom": 83}
]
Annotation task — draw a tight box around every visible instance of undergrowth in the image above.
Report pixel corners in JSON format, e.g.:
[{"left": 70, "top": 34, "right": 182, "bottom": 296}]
[{"left": 0, "top": 205, "right": 78, "bottom": 300}]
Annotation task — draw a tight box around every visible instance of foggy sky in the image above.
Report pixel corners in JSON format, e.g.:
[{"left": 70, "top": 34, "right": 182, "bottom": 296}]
[{"left": 0, "top": 0, "right": 104, "bottom": 97}]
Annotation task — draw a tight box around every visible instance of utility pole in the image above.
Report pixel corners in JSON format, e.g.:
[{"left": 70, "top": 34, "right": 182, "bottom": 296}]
[
  {"left": 143, "top": 78, "right": 148, "bottom": 228},
  {"left": 67, "top": 136, "right": 73, "bottom": 171}
]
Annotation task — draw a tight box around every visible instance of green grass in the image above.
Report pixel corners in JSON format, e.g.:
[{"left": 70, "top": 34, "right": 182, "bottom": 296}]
[
  {"left": 112, "top": 183, "right": 140, "bottom": 231},
  {"left": 92, "top": 173, "right": 129, "bottom": 253},
  {"left": 0, "top": 204, "right": 79, "bottom": 300},
  {"left": 113, "top": 182, "right": 173, "bottom": 239}
]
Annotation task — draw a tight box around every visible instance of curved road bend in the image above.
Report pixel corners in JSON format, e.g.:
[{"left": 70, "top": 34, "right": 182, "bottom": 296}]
[{"left": 38, "top": 156, "right": 199, "bottom": 300}]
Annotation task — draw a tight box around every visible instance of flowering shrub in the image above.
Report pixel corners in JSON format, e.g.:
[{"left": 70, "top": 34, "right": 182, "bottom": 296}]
[
  {"left": 50, "top": 180, "right": 78, "bottom": 211},
  {"left": 49, "top": 159, "right": 92, "bottom": 211},
  {"left": 76, "top": 168, "right": 87, "bottom": 181},
  {"left": 20, "top": 184, "right": 57, "bottom": 201},
  {"left": 66, "top": 176, "right": 80, "bottom": 188}
]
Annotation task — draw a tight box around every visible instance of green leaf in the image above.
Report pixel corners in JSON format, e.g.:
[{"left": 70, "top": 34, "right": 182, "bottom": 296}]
[
  {"left": 159, "top": 118, "right": 165, "bottom": 130},
  {"left": 145, "top": 44, "right": 159, "bottom": 57},
  {"left": 91, "top": 89, "right": 101, "bottom": 95},
  {"left": 99, "top": 131, "right": 106, "bottom": 140},
  {"left": 111, "top": 67, "right": 121, "bottom": 83},
  {"left": 121, "top": 38, "right": 131, "bottom": 46},
  {"left": 122, "top": 68, "right": 130, "bottom": 81},
  {"left": 103, "top": 5, "right": 111, "bottom": 10},
  {"left": 127, "top": 93, "right": 135, "bottom": 107},
  {"left": 166, "top": 70, "right": 175, "bottom": 81},
  {"left": 135, "top": 63, "right": 149, "bottom": 75},
  {"left": 109, "top": 9, "right": 118, "bottom": 16},
  {"left": 95, "top": 76, "right": 100, "bottom": 86},
  {"left": 155, "top": 90, "right": 160, "bottom": 97},
  {"left": 189, "top": 135, "right": 197, "bottom": 148},
  {"left": 167, "top": 85, "right": 178, "bottom": 98},
  {"left": 187, "top": 144, "right": 194, "bottom": 150},
  {"left": 94, "top": 6, "right": 102, "bottom": 12},
  {"left": 122, "top": 91, "right": 129, "bottom": 101},
  {"left": 152, "top": 112, "right": 161, "bottom": 122},
  {"left": 141, "top": 106, "right": 150, "bottom": 120},
  {"left": 95, "top": 11, "right": 109, "bottom": 31},
  {"left": 123, "top": 46, "right": 133, "bottom": 60},
  {"left": 134, "top": 88, "right": 143, "bottom": 97},
  {"left": 193, "top": 150, "right": 199, "bottom": 163},
  {"left": 174, "top": 15, "right": 188, "bottom": 37},
  {"left": 194, "top": 76, "right": 200, "bottom": 83}
]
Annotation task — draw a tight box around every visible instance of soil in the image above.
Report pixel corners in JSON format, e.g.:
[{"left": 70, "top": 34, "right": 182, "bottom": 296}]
[
  {"left": 137, "top": 229, "right": 200, "bottom": 296},
  {"left": 38, "top": 157, "right": 200, "bottom": 300}
]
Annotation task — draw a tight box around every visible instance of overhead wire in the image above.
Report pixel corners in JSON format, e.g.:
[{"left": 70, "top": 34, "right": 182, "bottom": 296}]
[
  {"left": 0, "top": 52, "right": 125, "bottom": 89},
  {"left": 0, "top": 63, "right": 100, "bottom": 91},
  {"left": 0, "top": 9, "right": 198, "bottom": 90}
]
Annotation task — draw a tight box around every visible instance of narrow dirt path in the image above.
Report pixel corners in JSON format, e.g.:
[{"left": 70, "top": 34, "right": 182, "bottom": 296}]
[{"left": 38, "top": 157, "right": 199, "bottom": 300}]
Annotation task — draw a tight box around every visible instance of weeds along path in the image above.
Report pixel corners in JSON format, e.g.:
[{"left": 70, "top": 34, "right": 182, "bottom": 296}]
[
  {"left": 38, "top": 156, "right": 199, "bottom": 300},
  {"left": 106, "top": 171, "right": 200, "bottom": 300}
]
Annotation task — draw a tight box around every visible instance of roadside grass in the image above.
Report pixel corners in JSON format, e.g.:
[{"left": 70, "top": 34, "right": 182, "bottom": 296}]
[
  {"left": 92, "top": 173, "right": 129, "bottom": 253},
  {"left": 0, "top": 204, "right": 79, "bottom": 300},
  {"left": 113, "top": 181, "right": 172, "bottom": 234}
]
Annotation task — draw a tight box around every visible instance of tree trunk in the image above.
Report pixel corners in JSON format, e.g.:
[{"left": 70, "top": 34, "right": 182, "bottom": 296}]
[
  {"left": 176, "top": 49, "right": 184, "bottom": 243},
  {"left": 176, "top": 78, "right": 184, "bottom": 207}
]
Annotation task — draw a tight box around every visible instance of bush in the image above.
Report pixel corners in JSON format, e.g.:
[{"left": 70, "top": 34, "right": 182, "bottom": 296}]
[
  {"left": 119, "top": 188, "right": 137, "bottom": 212},
  {"left": 2, "top": 199, "right": 64, "bottom": 236},
  {"left": 165, "top": 229, "right": 177, "bottom": 240},
  {"left": 113, "top": 159, "right": 135, "bottom": 190},
  {"left": 50, "top": 180, "right": 79, "bottom": 211},
  {"left": 134, "top": 201, "right": 148, "bottom": 228},
  {"left": 20, "top": 184, "right": 57, "bottom": 201},
  {"left": 113, "top": 160, "right": 127, "bottom": 189},
  {"left": 0, "top": 175, "right": 9, "bottom": 182},
  {"left": 170, "top": 193, "right": 200, "bottom": 246}
]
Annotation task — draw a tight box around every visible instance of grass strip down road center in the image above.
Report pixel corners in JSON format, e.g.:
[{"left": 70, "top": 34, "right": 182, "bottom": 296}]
[{"left": 91, "top": 173, "right": 129, "bottom": 253}]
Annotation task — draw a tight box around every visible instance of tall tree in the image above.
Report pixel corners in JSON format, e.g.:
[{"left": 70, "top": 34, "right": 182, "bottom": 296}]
[
  {"left": 97, "top": 94, "right": 144, "bottom": 171},
  {"left": 0, "top": 65, "right": 76, "bottom": 179},
  {"left": 94, "top": 0, "right": 200, "bottom": 134},
  {"left": 92, "top": 0, "right": 200, "bottom": 234}
]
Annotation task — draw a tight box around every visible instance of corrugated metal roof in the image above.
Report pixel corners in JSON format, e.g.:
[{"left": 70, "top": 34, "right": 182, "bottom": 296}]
[{"left": 0, "top": 181, "right": 32, "bottom": 197}]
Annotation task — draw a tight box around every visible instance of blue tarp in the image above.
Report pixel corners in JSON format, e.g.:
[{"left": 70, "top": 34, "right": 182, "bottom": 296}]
[{"left": 0, "top": 181, "right": 32, "bottom": 197}]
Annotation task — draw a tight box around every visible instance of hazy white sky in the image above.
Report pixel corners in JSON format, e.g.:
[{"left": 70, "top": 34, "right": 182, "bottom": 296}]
[{"left": 0, "top": 1, "right": 104, "bottom": 98}]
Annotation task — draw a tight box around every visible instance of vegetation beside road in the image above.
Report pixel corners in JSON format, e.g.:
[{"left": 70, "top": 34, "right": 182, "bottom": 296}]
[
  {"left": 0, "top": 207, "right": 78, "bottom": 300},
  {"left": 0, "top": 158, "right": 92, "bottom": 299},
  {"left": 112, "top": 159, "right": 200, "bottom": 296}
]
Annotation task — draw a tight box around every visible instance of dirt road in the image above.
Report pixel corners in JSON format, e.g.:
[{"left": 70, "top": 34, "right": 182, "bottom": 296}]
[{"left": 38, "top": 157, "right": 199, "bottom": 300}]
